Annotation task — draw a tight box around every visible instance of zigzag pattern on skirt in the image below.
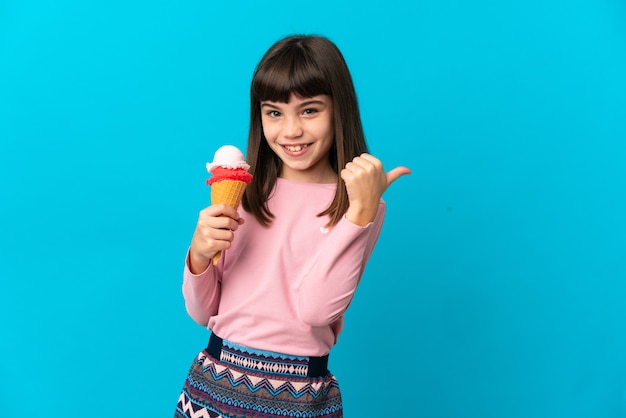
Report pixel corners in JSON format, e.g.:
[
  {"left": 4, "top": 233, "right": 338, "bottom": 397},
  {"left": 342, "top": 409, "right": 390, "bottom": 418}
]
[
  {"left": 196, "top": 354, "right": 335, "bottom": 398},
  {"left": 175, "top": 349, "right": 343, "bottom": 418}
]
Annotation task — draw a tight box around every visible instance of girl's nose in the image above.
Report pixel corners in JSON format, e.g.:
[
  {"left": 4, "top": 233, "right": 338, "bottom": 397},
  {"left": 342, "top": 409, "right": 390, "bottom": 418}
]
[{"left": 283, "top": 117, "right": 303, "bottom": 138}]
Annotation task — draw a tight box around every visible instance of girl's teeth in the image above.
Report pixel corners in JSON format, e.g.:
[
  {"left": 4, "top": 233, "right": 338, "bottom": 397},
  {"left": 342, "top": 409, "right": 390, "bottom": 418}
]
[{"left": 286, "top": 145, "right": 307, "bottom": 152}]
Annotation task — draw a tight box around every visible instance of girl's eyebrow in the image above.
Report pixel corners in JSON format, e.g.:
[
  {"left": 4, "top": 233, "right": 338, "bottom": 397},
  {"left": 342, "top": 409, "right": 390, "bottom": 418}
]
[
  {"left": 260, "top": 99, "right": 328, "bottom": 109},
  {"left": 298, "top": 99, "right": 326, "bottom": 108},
  {"left": 260, "top": 102, "right": 279, "bottom": 109}
]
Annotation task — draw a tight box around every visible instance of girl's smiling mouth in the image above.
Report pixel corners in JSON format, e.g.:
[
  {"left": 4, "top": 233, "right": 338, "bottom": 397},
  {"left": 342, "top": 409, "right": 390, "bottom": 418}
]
[{"left": 282, "top": 143, "right": 311, "bottom": 154}]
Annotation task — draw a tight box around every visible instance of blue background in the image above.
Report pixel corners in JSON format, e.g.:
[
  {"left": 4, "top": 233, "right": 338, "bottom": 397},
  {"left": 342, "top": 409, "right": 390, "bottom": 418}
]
[{"left": 1, "top": 1, "right": 625, "bottom": 417}]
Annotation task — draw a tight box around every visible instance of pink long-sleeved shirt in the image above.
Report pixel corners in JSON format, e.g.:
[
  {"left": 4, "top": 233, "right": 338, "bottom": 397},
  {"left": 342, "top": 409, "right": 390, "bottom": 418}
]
[{"left": 182, "top": 177, "right": 386, "bottom": 356}]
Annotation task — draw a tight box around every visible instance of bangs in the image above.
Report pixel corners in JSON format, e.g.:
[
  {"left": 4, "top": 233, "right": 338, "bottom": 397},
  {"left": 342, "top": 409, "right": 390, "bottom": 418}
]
[{"left": 252, "top": 47, "right": 331, "bottom": 103}]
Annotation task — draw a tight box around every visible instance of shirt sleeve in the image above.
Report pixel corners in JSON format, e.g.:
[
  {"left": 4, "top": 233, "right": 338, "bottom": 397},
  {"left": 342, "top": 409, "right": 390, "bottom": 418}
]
[
  {"left": 182, "top": 250, "right": 222, "bottom": 327},
  {"left": 296, "top": 200, "right": 386, "bottom": 327}
]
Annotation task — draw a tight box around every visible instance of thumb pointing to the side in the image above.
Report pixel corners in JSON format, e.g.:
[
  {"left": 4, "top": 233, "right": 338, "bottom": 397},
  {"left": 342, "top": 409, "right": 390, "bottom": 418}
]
[{"left": 386, "top": 166, "right": 412, "bottom": 189}]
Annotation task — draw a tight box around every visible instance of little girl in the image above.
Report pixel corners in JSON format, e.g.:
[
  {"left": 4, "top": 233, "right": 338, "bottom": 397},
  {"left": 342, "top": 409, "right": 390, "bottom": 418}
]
[{"left": 175, "top": 34, "right": 409, "bottom": 418}]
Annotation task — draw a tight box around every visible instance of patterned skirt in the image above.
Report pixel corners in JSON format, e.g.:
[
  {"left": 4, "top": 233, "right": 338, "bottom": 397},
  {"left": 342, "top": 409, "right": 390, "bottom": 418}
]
[{"left": 175, "top": 333, "right": 343, "bottom": 418}]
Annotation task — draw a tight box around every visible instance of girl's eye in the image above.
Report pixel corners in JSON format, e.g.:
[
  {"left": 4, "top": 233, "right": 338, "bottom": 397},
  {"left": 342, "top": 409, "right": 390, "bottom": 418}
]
[
  {"left": 303, "top": 108, "right": 318, "bottom": 115},
  {"left": 267, "top": 110, "right": 281, "bottom": 117}
]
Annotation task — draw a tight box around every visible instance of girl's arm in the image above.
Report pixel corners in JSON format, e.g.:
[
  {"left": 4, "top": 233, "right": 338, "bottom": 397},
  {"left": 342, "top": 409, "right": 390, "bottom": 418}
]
[
  {"left": 182, "top": 204, "right": 243, "bottom": 326},
  {"left": 296, "top": 201, "right": 386, "bottom": 327},
  {"left": 297, "top": 153, "right": 409, "bottom": 326},
  {"left": 182, "top": 253, "right": 221, "bottom": 326}
]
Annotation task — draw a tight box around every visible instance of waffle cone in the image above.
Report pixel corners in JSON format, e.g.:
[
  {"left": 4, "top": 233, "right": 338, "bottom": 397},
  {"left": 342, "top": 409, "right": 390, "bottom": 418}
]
[{"left": 210, "top": 179, "right": 248, "bottom": 265}]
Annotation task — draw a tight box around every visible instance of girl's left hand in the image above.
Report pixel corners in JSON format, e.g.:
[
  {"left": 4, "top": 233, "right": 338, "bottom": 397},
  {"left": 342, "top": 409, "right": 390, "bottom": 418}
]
[{"left": 341, "top": 153, "right": 411, "bottom": 226}]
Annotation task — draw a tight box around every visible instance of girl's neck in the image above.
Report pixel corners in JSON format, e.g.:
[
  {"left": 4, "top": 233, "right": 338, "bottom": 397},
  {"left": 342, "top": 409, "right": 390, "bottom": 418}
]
[{"left": 278, "top": 169, "right": 337, "bottom": 184}]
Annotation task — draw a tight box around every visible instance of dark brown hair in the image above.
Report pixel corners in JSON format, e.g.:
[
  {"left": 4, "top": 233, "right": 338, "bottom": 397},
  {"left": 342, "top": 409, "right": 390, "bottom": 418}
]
[{"left": 242, "top": 35, "right": 368, "bottom": 227}]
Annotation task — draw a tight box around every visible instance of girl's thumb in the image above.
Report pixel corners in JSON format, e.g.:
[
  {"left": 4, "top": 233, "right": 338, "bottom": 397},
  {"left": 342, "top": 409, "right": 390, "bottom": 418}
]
[{"left": 386, "top": 166, "right": 411, "bottom": 188}]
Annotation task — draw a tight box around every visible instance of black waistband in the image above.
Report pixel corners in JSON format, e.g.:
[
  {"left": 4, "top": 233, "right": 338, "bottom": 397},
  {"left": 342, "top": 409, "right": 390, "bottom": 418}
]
[{"left": 207, "top": 333, "right": 329, "bottom": 378}]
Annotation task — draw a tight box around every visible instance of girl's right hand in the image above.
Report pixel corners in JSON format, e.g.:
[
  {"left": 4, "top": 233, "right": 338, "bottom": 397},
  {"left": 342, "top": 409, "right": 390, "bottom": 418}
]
[{"left": 188, "top": 204, "right": 245, "bottom": 274}]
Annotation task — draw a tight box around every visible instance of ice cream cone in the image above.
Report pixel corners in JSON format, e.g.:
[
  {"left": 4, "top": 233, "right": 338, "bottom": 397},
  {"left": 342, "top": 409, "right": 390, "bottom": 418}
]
[
  {"left": 211, "top": 179, "right": 247, "bottom": 209},
  {"left": 205, "top": 145, "right": 252, "bottom": 265},
  {"left": 210, "top": 179, "right": 248, "bottom": 265}
]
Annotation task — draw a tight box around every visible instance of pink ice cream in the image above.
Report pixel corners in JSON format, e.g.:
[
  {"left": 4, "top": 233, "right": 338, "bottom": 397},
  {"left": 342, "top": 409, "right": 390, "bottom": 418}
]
[
  {"left": 206, "top": 145, "right": 252, "bottom": 185},
  {"left": 207, "top": 145, "right": 250, "bottom": 173}
]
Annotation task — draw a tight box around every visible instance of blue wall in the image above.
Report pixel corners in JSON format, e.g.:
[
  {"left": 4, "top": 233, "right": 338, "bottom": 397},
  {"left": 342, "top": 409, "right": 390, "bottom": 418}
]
[{"left": 1, "top": 1, "right": 625, "bottom": 417}]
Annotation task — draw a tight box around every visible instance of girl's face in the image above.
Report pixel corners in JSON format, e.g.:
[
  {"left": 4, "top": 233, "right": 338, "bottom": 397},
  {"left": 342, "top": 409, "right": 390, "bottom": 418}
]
[{"left": 261, "top": 93, "right": 336, "bottom": 183}]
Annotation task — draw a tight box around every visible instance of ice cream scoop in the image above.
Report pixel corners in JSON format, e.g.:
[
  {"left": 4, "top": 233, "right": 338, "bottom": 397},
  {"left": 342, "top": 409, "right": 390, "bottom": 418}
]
[{"left": 206, "top": 145, "right": 250, "bottom": 172}]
